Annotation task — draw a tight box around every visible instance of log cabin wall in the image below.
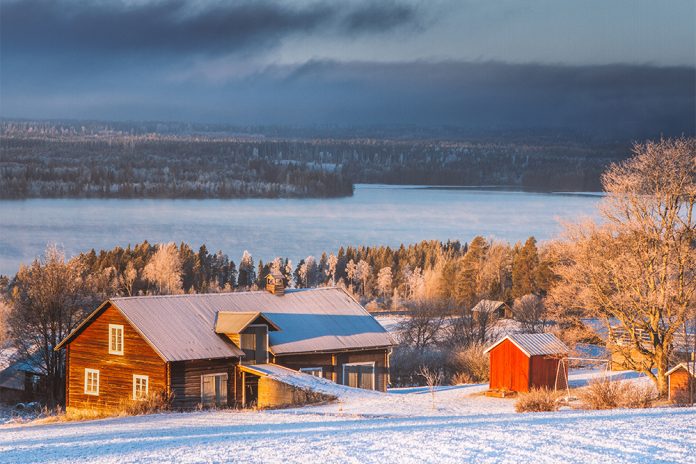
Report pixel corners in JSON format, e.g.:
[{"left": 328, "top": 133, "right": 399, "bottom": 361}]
[
  {"left": 66, "top": 304, "right": 167, "bottom": 411},
  {"left": 169, "top": 358, "right": 238, "bottom": 409},
  {"left": 274, "top": 348, "right": 390, "bottom": 392}
]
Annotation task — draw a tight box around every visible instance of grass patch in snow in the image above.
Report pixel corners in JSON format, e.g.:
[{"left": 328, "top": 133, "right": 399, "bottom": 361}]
[{"left": 515, "top": 388, "right": 563, "bottom": 413}]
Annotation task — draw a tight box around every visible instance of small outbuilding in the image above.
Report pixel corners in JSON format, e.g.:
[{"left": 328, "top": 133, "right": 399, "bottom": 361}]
[
  {"left": 472, "top": 300, "right": 512, "bottom": 319},
  {"left": 485, "top": 333, "right": 569, "bottom": 393},
  {"left": 666, "top": 363, "right": 695, "bottom": 404}
]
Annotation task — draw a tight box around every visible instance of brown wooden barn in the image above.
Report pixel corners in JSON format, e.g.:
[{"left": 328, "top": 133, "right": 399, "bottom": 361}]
[
  {"left": 55, "top": 278, "right": 393, "bottom": 412},
  {"left": 666, "top": 363, "right": 695, "bottom": 404},
  {"left": 485, "top": 333, "right": 569, "bottom": 393}
]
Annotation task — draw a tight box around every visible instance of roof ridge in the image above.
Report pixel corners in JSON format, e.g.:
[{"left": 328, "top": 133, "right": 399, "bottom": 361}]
[{"left": 112, "top": 286, "right": 343, "bottom": 301}]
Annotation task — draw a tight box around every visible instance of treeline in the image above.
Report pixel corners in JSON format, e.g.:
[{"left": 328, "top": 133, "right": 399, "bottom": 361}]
[
  {"left": 1, "top": 121, "right": 627, "bottom": 198},
  {"left": 0, "top": 137, "right": 352, "bottom": 199},
  {"left": 11, "top": 236, "right": 548, "bottom": 312}
]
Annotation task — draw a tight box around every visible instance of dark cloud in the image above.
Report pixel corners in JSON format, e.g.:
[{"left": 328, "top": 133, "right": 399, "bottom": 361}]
[
  {"left": 3, "top": 59, "right": 692, "bottom": 139},
  {"left": 0, "top": 0, "right": 422, "bottom": 58}
]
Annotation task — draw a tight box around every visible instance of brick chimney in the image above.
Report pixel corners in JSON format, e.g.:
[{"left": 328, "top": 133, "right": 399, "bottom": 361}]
[{"left": 266, "top": 272, "right": 285, "bottom": 296}]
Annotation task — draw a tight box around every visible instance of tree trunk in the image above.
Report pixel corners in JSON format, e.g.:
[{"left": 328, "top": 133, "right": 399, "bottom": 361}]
[{"left": 655, "top": 345, "right": 669, "bottom": 398}]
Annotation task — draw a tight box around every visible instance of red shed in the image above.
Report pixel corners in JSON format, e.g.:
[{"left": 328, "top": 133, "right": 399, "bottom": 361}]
[
  {"left": 485, "top": 333, "right": 569, "bottom": 393},
  {"left": 666, "top": 363, "right": 694, "bottom": 404}
]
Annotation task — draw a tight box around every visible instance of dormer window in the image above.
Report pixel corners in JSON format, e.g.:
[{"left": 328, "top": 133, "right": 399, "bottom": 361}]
[{"left": 109, "top": 324, "right": 124, "bottom": 355}]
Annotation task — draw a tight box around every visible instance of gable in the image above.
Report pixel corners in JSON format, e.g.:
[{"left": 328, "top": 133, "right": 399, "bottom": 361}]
[
  {"left": 215, "top": 312, "right": 281, "bottom": 334},
  {"left": 67, "top": 303, "right": 166, "bottom": 362}
]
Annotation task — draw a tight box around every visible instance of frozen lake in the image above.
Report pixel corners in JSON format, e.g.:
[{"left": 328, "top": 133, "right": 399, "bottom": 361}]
[{"left": 0, "top": 185, "right": 602, "bottom": 276}]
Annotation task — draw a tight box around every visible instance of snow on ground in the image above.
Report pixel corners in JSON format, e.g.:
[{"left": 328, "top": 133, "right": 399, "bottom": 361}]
[{"left": 1, "top": 370, "right": 694, "bottom": 464}]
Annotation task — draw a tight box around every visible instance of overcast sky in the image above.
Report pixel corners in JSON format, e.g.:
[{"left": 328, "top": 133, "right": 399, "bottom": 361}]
[{"left": 1, "top": 0, "right": 694, "bottom": 136}]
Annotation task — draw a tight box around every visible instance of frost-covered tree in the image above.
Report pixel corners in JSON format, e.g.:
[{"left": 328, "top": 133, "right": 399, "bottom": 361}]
[
  {"left": 143, "top": 242, "right": 183, "bottom": 295},
  {"left": 6, "top": 245, "right": 104, "bottom": 406},
  {"left": 121, "top": 261, "right": 138, "bottom": 296},
  {"left": 346, "top": 259, "right": 357, "bottom": 290},
  {"left": 550, "top": 138, "right": 696, "bottom": 397},
  {"left": 356, "top": 260, "right": 372, "bottom": 295},
  {"left": 237, "top": 250, "right": 256, "bottom": 288},
  {"left": 377, "top": 267, "right": 393, "bottom": 298},
  {"left": 405, "top": 266, "right": 426, "bottom": 301},
  {"left": 284, "top": 259, "right": 295, "bottom": 288},
  {"left": 326, "top": 253, "right": 338, "bottom": 285}
]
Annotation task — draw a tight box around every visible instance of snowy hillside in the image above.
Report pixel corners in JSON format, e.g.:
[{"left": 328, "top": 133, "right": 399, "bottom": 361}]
[{"left": 1, "top": 370, "right": 694, "bottom": 464}]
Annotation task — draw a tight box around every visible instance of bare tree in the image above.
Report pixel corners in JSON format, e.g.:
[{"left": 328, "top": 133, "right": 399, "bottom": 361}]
[
  {"left": 121, "top": 261, "right": 138, "bottom": 296},
  {"left": 549, "top": 138, "right": 696, "bottom": 397},
  {"left": 513, "top": 294, "right": 547, "bottom": 333},
  {"left": 399, "top": 300, "right": 447, "bottom": 352},
  {"left": 5, "top": 245, "right": 103, "bottom": 406},
  {"left": 417, "top": 365, "right": 443, "bottom": 409}
]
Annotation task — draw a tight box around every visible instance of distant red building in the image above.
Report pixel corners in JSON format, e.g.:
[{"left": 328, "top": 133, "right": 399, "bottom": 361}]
[{"left": 485, "top": 333, "right": 569, "bottom": 393}]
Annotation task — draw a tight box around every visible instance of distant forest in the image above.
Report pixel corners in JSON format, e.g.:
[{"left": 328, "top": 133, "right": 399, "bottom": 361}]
[{"left": 0, "top": 120, "right": 627, "bottom": 198}]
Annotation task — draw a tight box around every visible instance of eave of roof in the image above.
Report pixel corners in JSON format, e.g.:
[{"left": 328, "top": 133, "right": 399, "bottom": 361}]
[{"left": 666, "top": 363, "right": 695, "bottom": 377}]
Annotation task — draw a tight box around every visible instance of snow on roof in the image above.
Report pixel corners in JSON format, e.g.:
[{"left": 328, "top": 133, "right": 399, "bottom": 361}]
[
  {"left": 239, "top": 363, "right": 382, "bottom": 400},
  {"left": 484, "top": 333, "right": 569, "bottom": 357},
  {"left": 666, "top": 363, "right": 695, "bottom": 377},
  {"left": 471, "top": 300, "right": 505, "bottom": 312},
  {"left": 99, "top": 287, "right": 393, "bottom": 361}
]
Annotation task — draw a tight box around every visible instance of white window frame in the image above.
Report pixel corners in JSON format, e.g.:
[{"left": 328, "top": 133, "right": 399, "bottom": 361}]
[
  {"left": 108, "top": 324, "right": 124, "bottom": 355},
  {"left": 342, "top": 361, "right": 376, "bottom": 390},
  {"left": 133, "top": 374, "right": 149, "bottom": 400},
  {"left": 299, "top": 367, "right": 323, "bottom": 377},
  {"left": 84, "top": 368, "right": 100, "bottom": 396}
]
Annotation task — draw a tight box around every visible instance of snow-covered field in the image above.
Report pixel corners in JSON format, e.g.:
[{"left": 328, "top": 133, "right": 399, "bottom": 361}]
[{"left": 1, "top": 370, "right": 694, "bottom": 464}]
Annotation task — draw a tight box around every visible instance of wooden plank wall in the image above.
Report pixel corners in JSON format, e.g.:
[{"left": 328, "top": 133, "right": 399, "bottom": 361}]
[
  {"left": 274, "top": 348, "right": 390, "bottom": 392},
  {"left": 66, "top": 304, "right": 166, "bottom": 411},
  {"left": 669, "top": 369, "right": 694, "bottom": 403},
  {"left": 530, "top": 356, "right": 567, "bottom": 390},
  {"left": 169, "top": 358, "right": 238, "bottom": 409},
  {"left": 489, "top": 339, "right": 530, "bottom": 392}
]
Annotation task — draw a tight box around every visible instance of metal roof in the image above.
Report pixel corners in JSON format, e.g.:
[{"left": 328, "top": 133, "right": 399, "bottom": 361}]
[
  {"left": 485, "top": 333, "right": 569, "bottom": 357},
  {"left": 214, "top": 312, "right": 280, "bottom": 334},
  {"left": 107, "top": 287, "right": 393, "bottom": 361},
  {"left": 666, "top": 363, "right": 695, "bottom": 377},
  {"left": 472, "top": 300, "right": 506, "bottom": 312}
]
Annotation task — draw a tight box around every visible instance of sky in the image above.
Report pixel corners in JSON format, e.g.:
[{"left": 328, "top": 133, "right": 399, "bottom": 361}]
[{"left": 1, "top": 0, "right": 694, "bottom": 136}]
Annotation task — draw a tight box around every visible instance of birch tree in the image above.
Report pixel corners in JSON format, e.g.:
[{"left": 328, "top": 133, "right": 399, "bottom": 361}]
[
  {"left": 550, "top": 138, "right": 696, "bottom": 396},
  {"left": 377, "top": 267, "right": 393, "bottom": 298},
  {"left": 143, "top": 242, "right": 183, "bottom": 295}
]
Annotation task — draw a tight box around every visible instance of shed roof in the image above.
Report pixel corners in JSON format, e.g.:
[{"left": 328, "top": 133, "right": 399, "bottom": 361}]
[
  {"left": 57, "top": 287, "right": 393, "bottom": 362},
  {"left": 666, "top": 363, "right": 695, "bottom": 377},
  {"left": 485, "top": 333, "right": 569, "bottom": 357},
  {"left": 472, "top": 300, "right": 506, "bottom": 313}
]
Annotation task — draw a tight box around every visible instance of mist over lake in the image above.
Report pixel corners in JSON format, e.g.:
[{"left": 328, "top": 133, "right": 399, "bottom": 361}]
[{"left": 0, "top": 185, "right": 602, "bottom": 276}]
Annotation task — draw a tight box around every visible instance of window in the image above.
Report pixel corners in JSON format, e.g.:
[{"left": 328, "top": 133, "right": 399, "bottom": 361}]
[
  {"left": 201, "top": 373, "right": 228, "bottom": 406},
  {"left": 133, "top": 375, "right": 149, "bottom": 400},
  {"left": 84, "top": 368, "right": 99, "bottom": 396},
  {"left": 342, "top": 362, "right": 375, "bottom": 390},
  {"left": 300, "top": 367, "right": 323, "bottom": 378},
  {"left": 109, "top": 324, "right": 124, "bottom": 355}
]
